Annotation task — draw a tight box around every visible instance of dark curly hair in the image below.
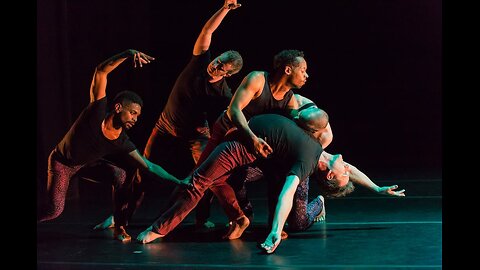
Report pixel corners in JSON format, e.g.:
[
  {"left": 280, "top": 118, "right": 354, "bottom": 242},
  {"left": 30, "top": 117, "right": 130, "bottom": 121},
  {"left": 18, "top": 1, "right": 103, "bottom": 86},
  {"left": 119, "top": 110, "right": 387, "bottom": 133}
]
[
  {"left": 112, "top": 90, "right": 143, "bottom": 108},
  {"left": 273, "top": 49, "right": 305, "bottom": 72}
]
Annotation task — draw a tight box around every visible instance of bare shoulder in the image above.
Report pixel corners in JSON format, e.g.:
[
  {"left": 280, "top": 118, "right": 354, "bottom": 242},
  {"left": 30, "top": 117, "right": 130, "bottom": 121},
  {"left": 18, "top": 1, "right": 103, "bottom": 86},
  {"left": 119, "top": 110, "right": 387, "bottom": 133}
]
[
  {"left": 243, "top": 71, "right": 266, "bottom": 87},
  {"left": 246, "top": 71, "right": 266, "bottom": 80}
]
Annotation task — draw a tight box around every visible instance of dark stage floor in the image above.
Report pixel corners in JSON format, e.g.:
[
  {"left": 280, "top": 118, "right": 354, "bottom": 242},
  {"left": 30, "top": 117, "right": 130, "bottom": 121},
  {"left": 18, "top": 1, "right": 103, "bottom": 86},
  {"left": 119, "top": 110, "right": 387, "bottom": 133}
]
[{"left": 37, "top": 177, "right": 442, "bottom": 269}]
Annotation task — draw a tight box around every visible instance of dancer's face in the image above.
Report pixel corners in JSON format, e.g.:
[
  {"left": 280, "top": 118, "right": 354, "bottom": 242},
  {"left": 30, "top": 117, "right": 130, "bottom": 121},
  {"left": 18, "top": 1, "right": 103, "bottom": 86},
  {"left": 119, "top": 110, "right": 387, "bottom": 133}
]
[
  {"left": 326, "top": 154, "right": 351, "bottom": 187},
  {"left": 116, "top": 102, "right": 142, "bottom": 130},
  {"left": 207, "top": 55, "right": 236, "bottom": 78}
]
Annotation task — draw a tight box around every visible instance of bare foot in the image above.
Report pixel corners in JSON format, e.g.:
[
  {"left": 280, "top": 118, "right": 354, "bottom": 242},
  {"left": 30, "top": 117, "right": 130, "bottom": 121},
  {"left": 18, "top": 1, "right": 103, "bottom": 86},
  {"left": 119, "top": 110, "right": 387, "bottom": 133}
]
[
  {"left": 93, "top": 215, "right": 115, "bottom": 230},
  {"left": 113, "top": 226, "right": 131, "bottom": 242},
  {"left": 136, "top": 226, "right": 164, "bottom": 244},
  {"left": 223, "top": 215, "right": 250, "bottom": 240},
  {"left": 314, "top": 195, "right": 326, "bottom": 222}
]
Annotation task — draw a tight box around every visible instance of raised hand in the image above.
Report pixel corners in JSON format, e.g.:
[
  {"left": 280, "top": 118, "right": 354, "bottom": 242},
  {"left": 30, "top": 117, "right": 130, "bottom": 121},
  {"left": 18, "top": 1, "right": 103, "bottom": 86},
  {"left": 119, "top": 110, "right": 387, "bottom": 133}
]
[
  {"left": 128, "top": 49, "right": 155, "bottom": 68},
  {"left": 224, "top": 0, "right": 241, "bottom": 10}
]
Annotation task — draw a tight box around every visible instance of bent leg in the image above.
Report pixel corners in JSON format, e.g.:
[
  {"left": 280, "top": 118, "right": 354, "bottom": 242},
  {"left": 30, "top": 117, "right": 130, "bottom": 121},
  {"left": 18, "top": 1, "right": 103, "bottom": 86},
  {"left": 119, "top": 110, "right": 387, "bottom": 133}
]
[
  {"left": 146, "top": 141, "right": 255, "bottom": 238},
  {"left": 286, "top": 177, "right": 324, "bottom": 232},
  {"left": 38, "top": 150, "right": 81, "bottom": 222}
]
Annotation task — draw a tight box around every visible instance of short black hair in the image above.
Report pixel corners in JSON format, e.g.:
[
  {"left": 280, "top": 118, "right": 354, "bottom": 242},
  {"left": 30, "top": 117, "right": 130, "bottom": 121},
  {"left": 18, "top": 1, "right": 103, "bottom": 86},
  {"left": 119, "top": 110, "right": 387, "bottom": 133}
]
[
  {"left": 273, "top": 49, "right": 305, "bottom": 72},
  {"left": 112, "top": 90, "right": 143, "bottom": 108}
]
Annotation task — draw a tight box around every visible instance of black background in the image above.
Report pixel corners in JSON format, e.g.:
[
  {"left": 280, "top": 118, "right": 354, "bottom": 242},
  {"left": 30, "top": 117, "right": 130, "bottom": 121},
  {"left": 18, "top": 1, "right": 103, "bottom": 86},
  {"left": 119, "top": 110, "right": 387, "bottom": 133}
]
[{"left": 37, "top": 0, "right": 442, "bottom": 185}]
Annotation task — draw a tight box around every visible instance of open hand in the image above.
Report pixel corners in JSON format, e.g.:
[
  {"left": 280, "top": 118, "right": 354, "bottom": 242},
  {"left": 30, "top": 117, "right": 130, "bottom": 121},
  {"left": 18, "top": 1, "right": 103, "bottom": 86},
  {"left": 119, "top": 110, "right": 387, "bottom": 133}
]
[
  {"left": 128, "top": 49, "right": 155, "bottom": 68},
  {"left": 378, "top": 185, "right": 405, "bottom": 197}
]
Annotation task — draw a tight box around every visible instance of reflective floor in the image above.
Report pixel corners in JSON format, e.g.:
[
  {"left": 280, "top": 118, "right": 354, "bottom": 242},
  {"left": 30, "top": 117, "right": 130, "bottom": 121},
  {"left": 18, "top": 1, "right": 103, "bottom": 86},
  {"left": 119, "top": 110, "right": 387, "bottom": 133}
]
[{"left": 37, "top": 178, "right": 442, "bottom": 269}]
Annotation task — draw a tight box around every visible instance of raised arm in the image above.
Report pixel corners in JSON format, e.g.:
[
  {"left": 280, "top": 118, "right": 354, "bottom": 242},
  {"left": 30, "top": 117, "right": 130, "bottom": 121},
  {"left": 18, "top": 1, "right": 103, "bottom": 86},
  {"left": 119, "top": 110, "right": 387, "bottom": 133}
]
[
  {"left": 193, "top": 0, "right": 241, "bottom": 56},
  {"left": 260, "top": 174, "right": 300, "bottom": 254},
  {"left": 128, "top": 150, "right": 191, "bottom": 188},
  {"left": 89, "top": 49, "right": 154, "bottom": 102},
  {"left": 347, "top": 162, "right": 405, "bottom": 197},
  {"left": 226, "top": 71, "right": 273, "bottom": 157}
]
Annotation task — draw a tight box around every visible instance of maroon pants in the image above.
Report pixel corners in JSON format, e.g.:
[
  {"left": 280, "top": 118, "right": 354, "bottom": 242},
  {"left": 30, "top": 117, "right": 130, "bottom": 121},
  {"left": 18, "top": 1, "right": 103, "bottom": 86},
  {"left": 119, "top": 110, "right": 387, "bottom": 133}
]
[{"left": 152, "top": 141, "right": 256, "bottom": 235}]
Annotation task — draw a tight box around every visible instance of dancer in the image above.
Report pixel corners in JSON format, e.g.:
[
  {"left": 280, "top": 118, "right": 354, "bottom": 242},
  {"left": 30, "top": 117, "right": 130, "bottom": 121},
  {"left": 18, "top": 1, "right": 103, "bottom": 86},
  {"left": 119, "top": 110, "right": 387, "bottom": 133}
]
[
  {"left": 136, "top": 108, "right": 331, "bottom": 244},
  {"left": 94, "top": 0, "right": 243, "bottom": 230},
  {"left": 38, "top": 49, "right": 190, "bottom": 242}
]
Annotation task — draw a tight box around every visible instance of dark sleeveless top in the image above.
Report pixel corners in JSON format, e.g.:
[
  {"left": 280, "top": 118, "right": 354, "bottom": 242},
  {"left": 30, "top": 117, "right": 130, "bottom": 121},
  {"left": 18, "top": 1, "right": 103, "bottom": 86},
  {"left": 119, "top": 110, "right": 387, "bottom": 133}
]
[
  {"left": 216, "top": 72, "right": 295, "bottom": 133},
  {"left": 242, "top": 72, "right": 294, "bottom": 120}
]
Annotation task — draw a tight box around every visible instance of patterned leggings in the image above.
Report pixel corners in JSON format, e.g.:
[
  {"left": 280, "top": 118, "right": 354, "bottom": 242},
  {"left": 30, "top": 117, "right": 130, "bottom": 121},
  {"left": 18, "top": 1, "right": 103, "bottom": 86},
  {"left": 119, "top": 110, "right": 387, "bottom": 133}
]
[{"left": 38, "top": 149, "right": 131, "bottom": 227}]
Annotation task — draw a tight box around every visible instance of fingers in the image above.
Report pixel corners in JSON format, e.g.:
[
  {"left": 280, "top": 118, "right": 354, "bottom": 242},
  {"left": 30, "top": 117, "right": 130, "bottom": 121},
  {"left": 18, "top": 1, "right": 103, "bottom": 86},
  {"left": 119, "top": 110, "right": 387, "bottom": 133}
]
[
  {"left": 259, "top": 148, "right": 273, "bottom": 158},
  {"left": 265, "top": 144, "right": 273, "bottom": 154},
  {"left": 136, "top": 52, "right": 143, "bottom": 68},
  {"left": 388, "top": 185, "right": 406, "bottom": 197},
  {"left": 260, "top": 237, "right": 280, "bottom": 254},
  {"left": 142, "top": 53, "right": 155, "bottom": 61},
  {"left": 229, "top": 3, "right": 241, "bottom": 9},
  {"left": 260, "top": 140, "right": 273, "bottom": 157},
  {"left": 132, "top": 51, "right": 155, "bottom": 68},
  {"left": 224, "top": 0, "right": 241, "bottom": 10},
  {"left": 133, "top": 52, "right": 138, "bottom": 68}
]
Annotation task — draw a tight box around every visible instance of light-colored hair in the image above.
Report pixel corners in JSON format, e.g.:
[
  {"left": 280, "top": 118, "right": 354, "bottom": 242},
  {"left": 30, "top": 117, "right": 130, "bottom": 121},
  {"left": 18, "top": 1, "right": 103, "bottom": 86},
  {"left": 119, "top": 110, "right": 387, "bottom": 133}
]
[
  {"left": 221, "top": 50, "right": 243, "bottom": 74},
  {"left": 312, "top": 171, "right": 355, "bottom": 198}
]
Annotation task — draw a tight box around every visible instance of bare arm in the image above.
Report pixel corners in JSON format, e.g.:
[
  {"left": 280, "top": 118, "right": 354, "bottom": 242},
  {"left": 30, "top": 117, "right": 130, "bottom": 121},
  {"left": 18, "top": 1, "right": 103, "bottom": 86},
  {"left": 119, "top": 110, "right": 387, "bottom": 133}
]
[
  {"left": 347, "top": 163, "right": 405, "bottom": 196},
  {"left": 318, "top": 123, "right": 333, "bottom": 149},
  {"left": 128, "top": 150, "right": 191, "bottom": 187},
  {"left": 294, "top": 93, "right": 314, "bottom": 107},
  {"left": 271, "top": 175, "right": 300, "bottom": 233},
  {"left": 226, "top": 71, "right": 273, "bottom": 157},
  {"left": 89, "top": 49, "right": 154, "bottom": 102},
  {"left": 260, "top": 174, "right": 300, "bottom": 253},
  {"left": 193, "top": 0, "right": 241, "bottom": 55},
  {"left": 293, "top": 94, "right": 333, "bottom": 149},
  {"left": 286, "top": 94, "right": 300, "bottom": 118}
]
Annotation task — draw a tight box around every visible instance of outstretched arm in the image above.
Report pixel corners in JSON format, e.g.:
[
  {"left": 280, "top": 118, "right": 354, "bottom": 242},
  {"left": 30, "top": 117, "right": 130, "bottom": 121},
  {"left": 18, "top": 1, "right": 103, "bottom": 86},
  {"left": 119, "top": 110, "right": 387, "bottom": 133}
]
[
  {"left": 260, "top": 174, "right": 300, "bottom": 253},
  {"left": 347, "top": 163, "right": 405, "bottom": 197},
  {"left": 193, "top": 0, "right": 241, "bottom": 55},
  {"left": 89, "top": 49, "right": 154, "bottom": 102},
  {"left": 227, "top": 71, "right": 273, "bottom": 157},
  {"left": 128, "top": 150, "right": 192, "bottom": 188}
]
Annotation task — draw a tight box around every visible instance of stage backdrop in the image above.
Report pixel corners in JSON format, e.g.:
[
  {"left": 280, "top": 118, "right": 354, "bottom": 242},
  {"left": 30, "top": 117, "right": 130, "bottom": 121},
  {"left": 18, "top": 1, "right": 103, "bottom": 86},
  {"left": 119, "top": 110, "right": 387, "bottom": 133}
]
[{"left": 37, "top": 0, "right": 441, "bottom": 195}]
